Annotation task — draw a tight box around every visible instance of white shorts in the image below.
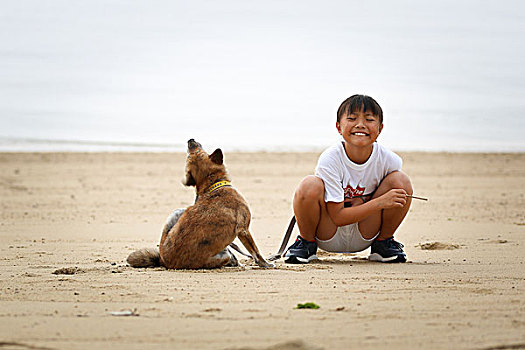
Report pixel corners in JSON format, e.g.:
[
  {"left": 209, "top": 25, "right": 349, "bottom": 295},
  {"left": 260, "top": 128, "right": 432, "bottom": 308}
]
[{"left": 316, "top": 223, "right": 379, "bottom": 253}]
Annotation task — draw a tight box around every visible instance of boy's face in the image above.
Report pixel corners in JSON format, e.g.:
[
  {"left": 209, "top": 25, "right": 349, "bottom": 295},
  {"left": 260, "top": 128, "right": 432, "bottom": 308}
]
[{"left": 336, "top": 107, "right": 383, "bottom": 149}]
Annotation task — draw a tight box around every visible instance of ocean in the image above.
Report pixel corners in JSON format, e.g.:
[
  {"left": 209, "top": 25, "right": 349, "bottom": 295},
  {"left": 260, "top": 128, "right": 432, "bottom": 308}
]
[{"left": 1, "top": 0, "right": 524, "bottom": 153}]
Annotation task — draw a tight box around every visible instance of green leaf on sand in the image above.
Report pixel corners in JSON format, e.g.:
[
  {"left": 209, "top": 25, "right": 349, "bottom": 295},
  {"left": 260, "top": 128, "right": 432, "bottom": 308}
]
[{"left": 296, "top": 302, "right": 320, "bottom": 309}]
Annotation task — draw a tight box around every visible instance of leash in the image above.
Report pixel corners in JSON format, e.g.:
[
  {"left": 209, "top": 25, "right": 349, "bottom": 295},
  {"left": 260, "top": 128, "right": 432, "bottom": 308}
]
[
  {"left": 227, "top": 216, "right": 297, "bottom": 262},
  {"left": 267, "top": 216, "right": 296, "bottom": 261},
  {"left": 228, "top": 242, "right": 253, "bottom": 258}
]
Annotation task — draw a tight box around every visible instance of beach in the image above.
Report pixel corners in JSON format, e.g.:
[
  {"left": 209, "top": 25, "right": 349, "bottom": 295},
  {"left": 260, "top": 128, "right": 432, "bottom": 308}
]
[{"left": 0, "top": 151, "right": 524, "bottom": 350}]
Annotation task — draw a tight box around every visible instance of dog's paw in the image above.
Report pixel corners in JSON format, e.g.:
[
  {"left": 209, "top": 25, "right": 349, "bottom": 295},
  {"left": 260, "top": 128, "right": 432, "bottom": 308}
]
[{"left": 257, "top": 261, "right": 275, "bottom": 269}]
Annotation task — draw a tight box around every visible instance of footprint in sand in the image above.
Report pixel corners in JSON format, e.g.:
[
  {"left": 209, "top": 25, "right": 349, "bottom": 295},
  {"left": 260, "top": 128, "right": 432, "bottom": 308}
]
[{"left": 418, "top": 242, "right": 460, "bottom": 250}]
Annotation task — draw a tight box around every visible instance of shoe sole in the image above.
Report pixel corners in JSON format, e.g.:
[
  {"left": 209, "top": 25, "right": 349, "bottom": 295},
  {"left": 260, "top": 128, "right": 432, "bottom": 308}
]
[
  {"left": 369, "top": 253, "right": 406, "bottom": 263},
  {"left": 284, "top": 254, "right": 318, "bottom": 264}
]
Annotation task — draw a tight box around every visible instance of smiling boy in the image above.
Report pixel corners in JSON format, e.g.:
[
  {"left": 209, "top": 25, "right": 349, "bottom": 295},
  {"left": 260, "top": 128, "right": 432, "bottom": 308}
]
[{"left": 284, "top": 94, "right": 413, "bottom": 264}]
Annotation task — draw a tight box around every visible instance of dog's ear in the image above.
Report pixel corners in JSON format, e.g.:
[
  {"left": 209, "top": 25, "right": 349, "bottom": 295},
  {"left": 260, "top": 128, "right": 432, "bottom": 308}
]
[{"left": 209, "top": 148, "right": 223, "bottom": 165}]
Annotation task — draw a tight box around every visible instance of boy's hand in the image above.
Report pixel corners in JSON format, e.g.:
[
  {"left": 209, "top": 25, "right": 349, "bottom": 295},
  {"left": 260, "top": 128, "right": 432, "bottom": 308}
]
[{"left": 376, "top": 189, "right": 408, "bottom": 209}]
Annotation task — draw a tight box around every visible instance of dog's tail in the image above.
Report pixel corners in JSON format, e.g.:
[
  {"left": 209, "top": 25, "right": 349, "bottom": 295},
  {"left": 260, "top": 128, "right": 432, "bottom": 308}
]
[{"left": 127, "top": 248, "right": 161, "bottom": 268}]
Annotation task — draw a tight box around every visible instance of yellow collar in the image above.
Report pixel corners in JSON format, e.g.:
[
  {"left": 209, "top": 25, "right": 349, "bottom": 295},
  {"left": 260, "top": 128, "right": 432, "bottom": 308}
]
[{"left": 206, "top": 181, "right": 232, "bottom": 194}]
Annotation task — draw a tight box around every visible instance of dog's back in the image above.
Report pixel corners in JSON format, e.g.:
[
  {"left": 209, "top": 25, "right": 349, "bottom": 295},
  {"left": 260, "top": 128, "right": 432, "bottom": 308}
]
[{"left": 160, "top": 184, "right": 250, "bottom": 269}]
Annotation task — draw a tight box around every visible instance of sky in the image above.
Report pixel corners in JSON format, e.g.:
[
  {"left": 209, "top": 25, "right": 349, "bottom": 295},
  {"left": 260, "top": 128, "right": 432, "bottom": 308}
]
[{"left": 1, "top": 0, "right": 524, "bottom": 152}]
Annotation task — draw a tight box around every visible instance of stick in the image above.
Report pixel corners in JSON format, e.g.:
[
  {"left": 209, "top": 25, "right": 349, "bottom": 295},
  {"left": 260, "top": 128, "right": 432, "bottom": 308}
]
[
  {"left": 407, "top": 195, "right": 428, "bottom": 201},
  {"left": 353, "top": 193, "right": 428, "bottom": 201}
]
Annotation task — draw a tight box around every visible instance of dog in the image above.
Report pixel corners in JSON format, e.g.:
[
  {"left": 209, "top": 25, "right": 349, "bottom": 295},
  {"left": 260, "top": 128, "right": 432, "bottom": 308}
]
[{"left": 127, "top": 139, "right": 274, "bottom": 269}]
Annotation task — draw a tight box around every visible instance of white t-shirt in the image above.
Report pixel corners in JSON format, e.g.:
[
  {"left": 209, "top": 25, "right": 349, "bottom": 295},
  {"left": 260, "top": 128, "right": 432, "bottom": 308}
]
[{"left": 315, "top": 142, "right": 402, "bottom": 203}]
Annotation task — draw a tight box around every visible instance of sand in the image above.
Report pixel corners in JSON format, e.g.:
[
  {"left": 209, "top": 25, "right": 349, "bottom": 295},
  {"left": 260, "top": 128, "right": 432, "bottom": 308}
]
[{"left": 0, "top": 151, "right": 524, "bottom": 350}]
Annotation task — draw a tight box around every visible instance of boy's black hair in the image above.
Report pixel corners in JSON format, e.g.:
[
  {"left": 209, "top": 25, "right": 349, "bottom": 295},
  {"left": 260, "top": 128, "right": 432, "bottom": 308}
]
[{"left": 337, "top": 94, "right": 383, "bottom": 124}]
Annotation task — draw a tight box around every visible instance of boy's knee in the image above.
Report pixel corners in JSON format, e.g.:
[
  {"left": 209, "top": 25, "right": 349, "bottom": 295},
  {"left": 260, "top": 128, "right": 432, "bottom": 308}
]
[
  {"left": 387, "top": 171, "right": 413, "bottom": 194},
  {"left": 295, "top": 175, "right": 324, "bottom": 202}
]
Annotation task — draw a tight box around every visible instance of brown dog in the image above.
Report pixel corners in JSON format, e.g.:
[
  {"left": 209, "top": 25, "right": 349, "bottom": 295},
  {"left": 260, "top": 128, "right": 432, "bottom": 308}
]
[{"left": 127, "top": 139, "right": 274, "bottom": 269}]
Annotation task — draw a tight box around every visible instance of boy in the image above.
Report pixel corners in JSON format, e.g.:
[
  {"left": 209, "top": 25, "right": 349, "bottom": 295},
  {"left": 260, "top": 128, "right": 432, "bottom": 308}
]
[{"left": 284, "top": 94, "right": 413, "bottom": 264}]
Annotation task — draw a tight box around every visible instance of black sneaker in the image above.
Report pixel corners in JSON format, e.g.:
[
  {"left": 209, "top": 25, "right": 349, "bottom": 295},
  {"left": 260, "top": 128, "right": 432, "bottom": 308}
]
[
  {"left": 284, "top": 236, "right": 318, "bottom": 264},
  {"left": 369, "top": 237, "right": 407, "bottom": 263}
]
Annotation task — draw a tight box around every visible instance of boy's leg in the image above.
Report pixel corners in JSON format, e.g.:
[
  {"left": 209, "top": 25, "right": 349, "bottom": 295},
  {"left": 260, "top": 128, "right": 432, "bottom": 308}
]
[
  {"left": 293, "top": 175, "right": 338, "bottom": 241},
  {"left": 285, "top": 176, "right": 337, "bottom": 263},
  {"left": 358, "top": 171, "right": 413, "bottom": 239},
  {"left": 358, "top": 171, "right": 413, "bottom": 263}
]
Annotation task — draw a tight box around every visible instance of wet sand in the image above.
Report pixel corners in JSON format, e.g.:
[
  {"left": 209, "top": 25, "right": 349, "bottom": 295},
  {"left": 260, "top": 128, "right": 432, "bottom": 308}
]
[{"left": 1, "top": 151, "right": 524, "bottom": 350}]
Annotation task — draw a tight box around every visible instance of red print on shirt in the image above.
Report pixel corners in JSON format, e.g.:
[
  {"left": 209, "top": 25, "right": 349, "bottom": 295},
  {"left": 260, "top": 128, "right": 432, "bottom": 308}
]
[{"left": 343, "top": 184, "right": 365, "bottom": 199}]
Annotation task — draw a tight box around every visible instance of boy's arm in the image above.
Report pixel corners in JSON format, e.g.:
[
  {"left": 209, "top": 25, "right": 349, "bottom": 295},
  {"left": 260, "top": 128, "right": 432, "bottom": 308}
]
[{"left": 326, "top": 189, "right": 407, "bottom": 226}]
